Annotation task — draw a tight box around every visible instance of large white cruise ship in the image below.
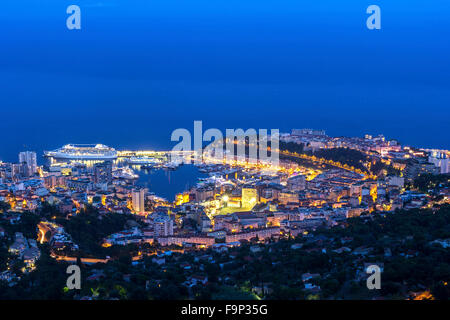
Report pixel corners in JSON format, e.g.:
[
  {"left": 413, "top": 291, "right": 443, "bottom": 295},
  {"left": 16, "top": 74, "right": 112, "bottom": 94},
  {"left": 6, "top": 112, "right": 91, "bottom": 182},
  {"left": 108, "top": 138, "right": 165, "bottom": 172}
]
[{"left": 44, "top": 144, "right": 118, "bottom": 160}]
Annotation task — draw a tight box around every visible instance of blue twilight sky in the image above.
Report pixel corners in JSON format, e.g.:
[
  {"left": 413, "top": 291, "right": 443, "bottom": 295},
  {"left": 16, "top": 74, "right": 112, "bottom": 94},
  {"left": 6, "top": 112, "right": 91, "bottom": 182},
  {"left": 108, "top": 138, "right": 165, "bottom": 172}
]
[{"left": 0, "top": 0, "right": 449, "bottom": 162}]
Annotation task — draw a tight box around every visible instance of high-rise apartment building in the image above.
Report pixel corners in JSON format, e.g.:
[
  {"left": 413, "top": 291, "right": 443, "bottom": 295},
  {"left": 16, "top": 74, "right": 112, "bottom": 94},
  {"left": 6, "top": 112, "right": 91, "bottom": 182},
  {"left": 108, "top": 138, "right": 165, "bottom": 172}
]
[
  {"left": 93, "top": 161, "right": 113, "bottom": 184},
  {"left": 153, "top": 215, "right": 174, "bottom": 237},
  {"left": 132, "top": 188, "right": 146, "bottom": 214},
  {"left": 18, "top": 151, "right": 37, "bottom": 176}
]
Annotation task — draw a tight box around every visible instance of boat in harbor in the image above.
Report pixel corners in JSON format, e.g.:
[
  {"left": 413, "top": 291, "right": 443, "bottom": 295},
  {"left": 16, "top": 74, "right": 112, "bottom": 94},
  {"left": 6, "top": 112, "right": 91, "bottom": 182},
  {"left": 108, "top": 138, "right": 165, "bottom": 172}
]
[
  {"left": 127, "top": 156, "right": 162, "bottom": 165},
  {"left": 162, "top": 161, "right": 182, "bottom": 170},
  {"left": 44, "top": 144, "right": 117, "bottom": 160},
  {"left": 113, "top": 167, "right": 139, "bottom": 180},
  {"left": 196, "top": 163, "right": 226, "bottom": 173}
]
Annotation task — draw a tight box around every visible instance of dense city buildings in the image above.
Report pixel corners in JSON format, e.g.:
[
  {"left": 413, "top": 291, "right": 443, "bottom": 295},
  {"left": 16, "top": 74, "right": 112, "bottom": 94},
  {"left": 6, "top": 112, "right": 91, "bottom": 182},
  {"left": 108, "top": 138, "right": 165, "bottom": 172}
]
[
  {"left": 93, "top": 161, "right": 113, "bottom": 185},
  {"left": 0, "top": 131, "right": 449, "bottom": 300}
]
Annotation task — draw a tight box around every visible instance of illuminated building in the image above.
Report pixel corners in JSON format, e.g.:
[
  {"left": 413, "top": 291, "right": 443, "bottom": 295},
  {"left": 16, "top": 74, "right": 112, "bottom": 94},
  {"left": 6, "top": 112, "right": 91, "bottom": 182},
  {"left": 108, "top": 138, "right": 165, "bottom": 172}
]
[
  {"left": 43, "top": 175, "right": 67, "bottom": 189},
  {"left": 154, "top": 216, "right": 174, "bottom": 237},
  {"left": 291, "top": 129, "right": 326, "bottom": 136},
  {"left": 93, "top": 161, "right": 113, "bottom": 184},
  {"left": 278, "top": 191, "right": 299, "bottom": 205},
  {"left": 157, "top": 236, "right": 215, "bottom": 247},
  {"left": 287, "top": 174, "right": 306, "bottom": 191},
  {"left": 241, "top": 186, "right": 258, "bottom": 208},
  {"left": 428, "top": 151, "right": 449, "bottom": 174},
  {"left": 132, "top": 188, "right": 146, "bottom": 214},
  {"left": 175, "top": 193, "right": 190, "bottom": 206},
  {"left": 225, "top": 227, "right": 281, "bottom": 243}
]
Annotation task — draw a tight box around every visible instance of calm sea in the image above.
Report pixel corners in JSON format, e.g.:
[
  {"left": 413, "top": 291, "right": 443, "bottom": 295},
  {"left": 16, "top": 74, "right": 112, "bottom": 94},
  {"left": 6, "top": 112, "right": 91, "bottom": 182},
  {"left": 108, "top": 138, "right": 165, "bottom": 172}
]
[{"left": 135, "top": 165, "right": 207, "bottom": 201}]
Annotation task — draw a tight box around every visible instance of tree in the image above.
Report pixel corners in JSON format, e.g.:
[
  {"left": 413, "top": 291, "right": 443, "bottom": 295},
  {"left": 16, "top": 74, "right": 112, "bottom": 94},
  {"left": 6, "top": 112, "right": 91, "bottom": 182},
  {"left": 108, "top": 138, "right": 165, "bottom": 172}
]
[{"left": 0, "top": 201, "right": 11, "bottom": 212}]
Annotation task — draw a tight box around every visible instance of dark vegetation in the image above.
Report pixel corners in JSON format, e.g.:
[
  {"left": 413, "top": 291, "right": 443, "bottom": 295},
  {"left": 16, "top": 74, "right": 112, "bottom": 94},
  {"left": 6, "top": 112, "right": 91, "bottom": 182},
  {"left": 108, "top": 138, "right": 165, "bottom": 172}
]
[
  {"left": 2, "top": 206, "right": 448, "bottom": 300},
  {"left": 412, "top": 173, "right": 450, "bottom": 193}
]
